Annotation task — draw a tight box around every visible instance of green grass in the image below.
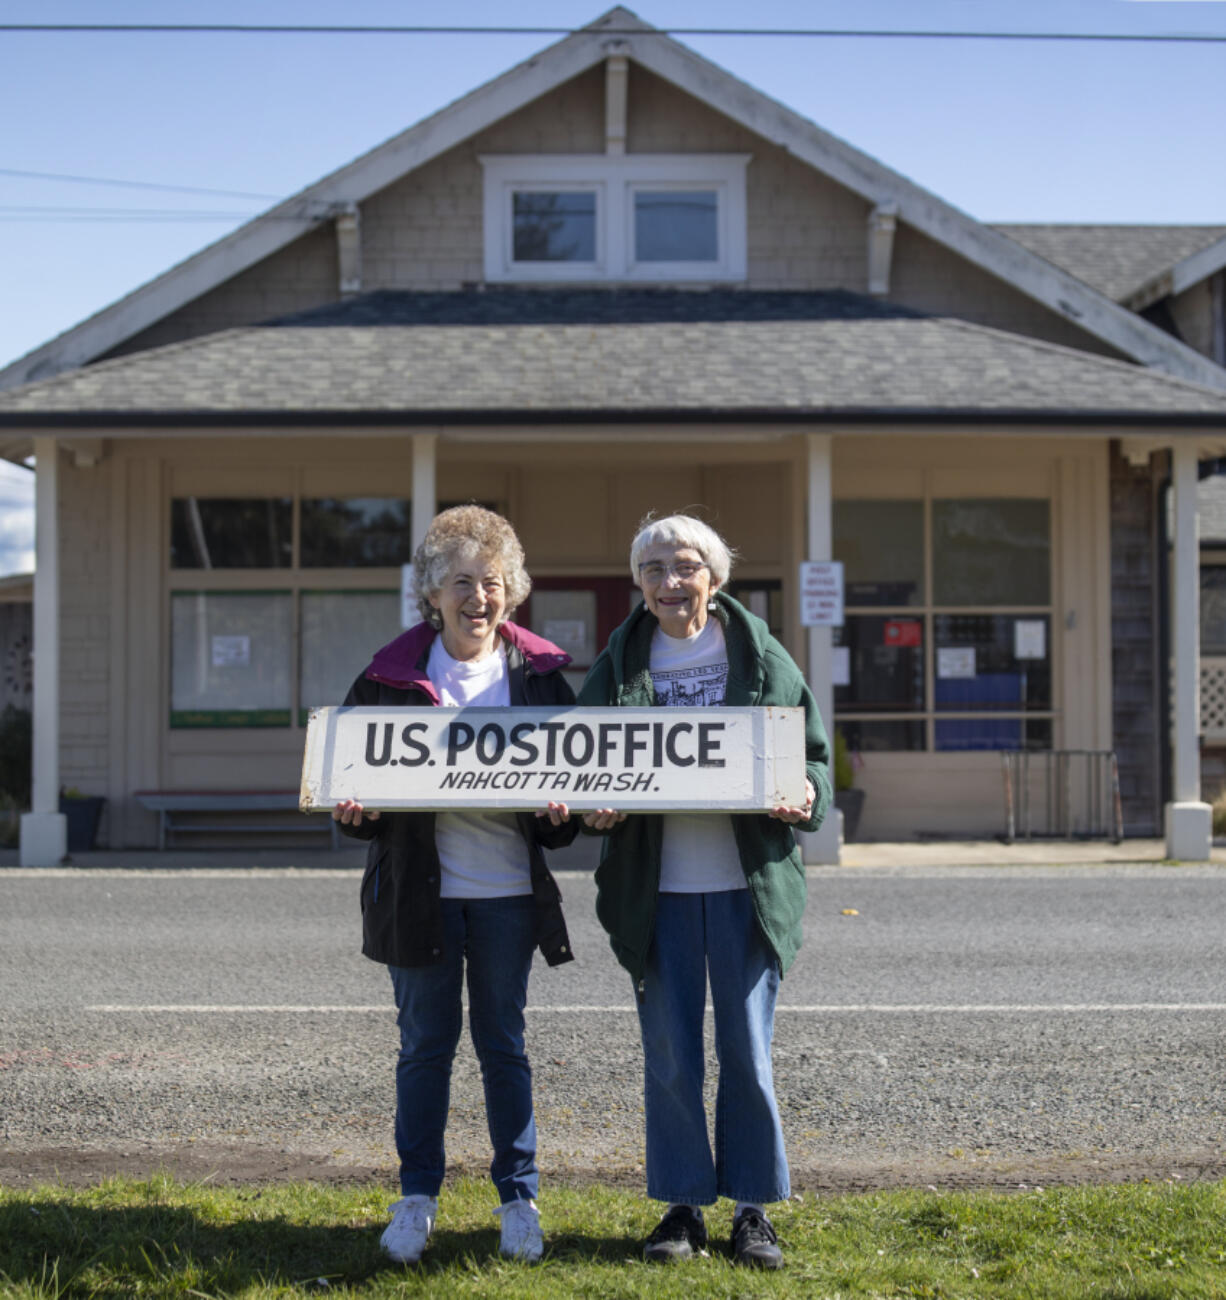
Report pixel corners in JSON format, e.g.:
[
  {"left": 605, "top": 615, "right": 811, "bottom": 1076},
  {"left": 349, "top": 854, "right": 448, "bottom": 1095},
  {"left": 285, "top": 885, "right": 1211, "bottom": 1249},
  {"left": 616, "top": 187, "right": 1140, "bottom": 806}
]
[{"left": 1, "top": 1175, "right": 1224, "bottom": 1298}]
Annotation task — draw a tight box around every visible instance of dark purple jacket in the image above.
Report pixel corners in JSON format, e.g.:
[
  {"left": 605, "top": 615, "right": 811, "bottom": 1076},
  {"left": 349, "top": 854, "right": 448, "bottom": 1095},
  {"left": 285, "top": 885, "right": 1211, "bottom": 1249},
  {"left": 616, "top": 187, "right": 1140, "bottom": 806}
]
[{"left": 339, "top": 620, "right": 578, "bottom": 968}]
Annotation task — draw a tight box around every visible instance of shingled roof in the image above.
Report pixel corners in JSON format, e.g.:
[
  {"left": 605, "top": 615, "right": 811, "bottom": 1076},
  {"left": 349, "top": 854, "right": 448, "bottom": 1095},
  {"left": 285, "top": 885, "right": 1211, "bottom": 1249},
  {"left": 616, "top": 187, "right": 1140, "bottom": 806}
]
[
  {"left": 991, "top": 225, "right": 1226, "bottom": 305},
  {"left": 2, "top": 290, "right": 1225, "bottom": 428}
]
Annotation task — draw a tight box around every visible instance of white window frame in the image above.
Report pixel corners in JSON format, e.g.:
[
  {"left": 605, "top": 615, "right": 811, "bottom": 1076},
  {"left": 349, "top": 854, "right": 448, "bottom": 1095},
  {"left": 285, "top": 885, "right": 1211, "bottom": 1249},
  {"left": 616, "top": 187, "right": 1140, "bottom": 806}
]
[{"left": 480, "top": 154, "right": 749, "bottom": 284}]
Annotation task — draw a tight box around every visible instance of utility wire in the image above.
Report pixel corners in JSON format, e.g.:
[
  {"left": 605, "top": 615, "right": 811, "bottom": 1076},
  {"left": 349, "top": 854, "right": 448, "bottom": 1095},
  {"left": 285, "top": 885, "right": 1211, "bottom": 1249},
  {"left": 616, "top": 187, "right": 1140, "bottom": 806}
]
[
  {"left": 2, "top": 24, "right": 1225, "bottom": 43},
  {"left": 0, "top": 167, "right": 284, "bottom": 201}
]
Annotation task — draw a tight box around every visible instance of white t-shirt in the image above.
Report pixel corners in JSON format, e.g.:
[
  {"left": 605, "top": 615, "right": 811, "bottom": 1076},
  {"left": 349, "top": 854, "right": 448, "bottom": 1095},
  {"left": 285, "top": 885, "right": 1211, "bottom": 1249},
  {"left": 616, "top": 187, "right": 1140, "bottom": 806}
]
[
  {"left": 650, "top": 617, "right": 746, "bottom": 893},
  {"left": 427, "top": 636, "right": 532, "bottom": 899}
]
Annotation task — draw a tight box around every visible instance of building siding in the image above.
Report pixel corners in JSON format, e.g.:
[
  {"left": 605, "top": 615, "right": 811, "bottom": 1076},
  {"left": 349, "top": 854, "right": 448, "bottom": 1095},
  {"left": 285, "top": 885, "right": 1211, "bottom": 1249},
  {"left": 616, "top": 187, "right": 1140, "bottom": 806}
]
[{"left": 1110, "top": 443, "right": 1161, "bottom": 834}]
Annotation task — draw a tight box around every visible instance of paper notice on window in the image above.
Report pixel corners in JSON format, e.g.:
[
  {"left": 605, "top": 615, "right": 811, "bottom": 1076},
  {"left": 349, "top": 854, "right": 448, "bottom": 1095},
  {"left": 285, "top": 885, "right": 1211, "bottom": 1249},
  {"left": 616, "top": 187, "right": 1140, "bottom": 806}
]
[
  {"left": 1014, "top": 619, "right": 1046, "bottom": 660},
  {"left": 211, "top": 635, "right": 250, "bottom": 668},
  {"left": 937, "top": 646, "right": 976, "bottom": 680},
  {"left": 832, "top": 645, "right": 851, "bottom": 687},
  {"left": 543, "top": 619, "right": 588, "bottom": 655}
]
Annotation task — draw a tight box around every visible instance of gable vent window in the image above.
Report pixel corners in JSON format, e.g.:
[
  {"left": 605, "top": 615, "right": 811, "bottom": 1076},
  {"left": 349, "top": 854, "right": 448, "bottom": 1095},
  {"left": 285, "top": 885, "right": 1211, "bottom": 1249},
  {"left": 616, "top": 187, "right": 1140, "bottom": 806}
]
[{"left": 482, "top": 155, "right": 748, "bottom": 283}]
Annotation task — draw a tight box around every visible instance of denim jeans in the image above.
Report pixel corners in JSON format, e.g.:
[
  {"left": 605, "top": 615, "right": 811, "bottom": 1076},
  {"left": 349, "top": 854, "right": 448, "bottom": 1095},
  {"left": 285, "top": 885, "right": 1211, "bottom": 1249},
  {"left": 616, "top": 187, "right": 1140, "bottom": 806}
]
[
  {"left": 388, "top": 894, "right": 538, "bottom": 1203},
  {"left": 636, "top": 889, "right": 789, "bottom": 1206}
]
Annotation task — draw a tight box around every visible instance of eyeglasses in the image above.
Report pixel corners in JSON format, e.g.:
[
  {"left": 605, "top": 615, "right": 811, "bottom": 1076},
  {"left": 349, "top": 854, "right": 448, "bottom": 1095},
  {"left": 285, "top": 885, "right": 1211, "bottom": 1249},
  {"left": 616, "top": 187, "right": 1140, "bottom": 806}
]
[{"left": 638, "top": 560, "right": 708, "bottom": 584}]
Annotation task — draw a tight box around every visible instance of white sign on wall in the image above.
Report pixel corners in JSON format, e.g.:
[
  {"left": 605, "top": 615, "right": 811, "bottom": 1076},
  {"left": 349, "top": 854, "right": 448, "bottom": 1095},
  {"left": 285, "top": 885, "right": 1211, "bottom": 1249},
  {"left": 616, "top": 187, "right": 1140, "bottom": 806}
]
[
  {"left": 300, "top": 706, "right": 807, "bottom": 812},
  {"left": 937, "top": 646, "right": 976, "bottom": 680},
  {"left": 799, "top": 561, "right": 844, "bottom": 627},
  {"left": 211, "top": 635, "right": 250, "bottom": 668}
]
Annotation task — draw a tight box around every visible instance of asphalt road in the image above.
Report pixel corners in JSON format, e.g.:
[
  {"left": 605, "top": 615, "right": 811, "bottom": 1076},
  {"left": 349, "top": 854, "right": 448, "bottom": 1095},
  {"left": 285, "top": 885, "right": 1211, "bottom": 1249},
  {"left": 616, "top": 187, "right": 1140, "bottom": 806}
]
[{"left": 2, "top": 863, "right": 1224, "bottom": 1192}]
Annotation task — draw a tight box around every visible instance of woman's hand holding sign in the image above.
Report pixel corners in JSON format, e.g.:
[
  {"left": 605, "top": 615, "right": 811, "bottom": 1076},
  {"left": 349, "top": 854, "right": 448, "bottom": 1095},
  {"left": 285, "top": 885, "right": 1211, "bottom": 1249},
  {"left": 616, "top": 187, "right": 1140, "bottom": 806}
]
[
  {"left": 769, "top": 778, "right": 816, "bottom": 825},
  {"left": 333, "top": 798, "right": 380, "bottom": 827}
]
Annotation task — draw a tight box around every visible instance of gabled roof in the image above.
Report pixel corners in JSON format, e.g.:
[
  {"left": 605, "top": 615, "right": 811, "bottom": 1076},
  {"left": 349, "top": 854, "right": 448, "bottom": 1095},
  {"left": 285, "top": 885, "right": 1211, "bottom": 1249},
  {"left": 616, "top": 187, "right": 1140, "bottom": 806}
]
[
  {"left": 992, "top": 225, "right": 1226, "bottom": 308},
  {"left": 2, "top": 290, "right": 1225, "bottom": 433},
  {"left": 2, "top": 8, "right": 1224, "bottom": 394}
]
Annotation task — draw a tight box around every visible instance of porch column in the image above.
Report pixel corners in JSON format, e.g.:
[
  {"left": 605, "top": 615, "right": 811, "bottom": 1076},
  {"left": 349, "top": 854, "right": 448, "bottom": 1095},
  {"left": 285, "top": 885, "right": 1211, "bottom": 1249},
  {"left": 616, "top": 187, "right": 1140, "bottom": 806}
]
[
  {"left": 1165, "top": 439, "right": 1211, "bottom": 859},
  {"left": 20, "top": 437, "right": 66, "bottom": 865},
  {"left": 411, "top": 432, "right": 437, "bottom": 552},
  {"left": 799, "top": 432, "right": 841, "bottom": 864}
]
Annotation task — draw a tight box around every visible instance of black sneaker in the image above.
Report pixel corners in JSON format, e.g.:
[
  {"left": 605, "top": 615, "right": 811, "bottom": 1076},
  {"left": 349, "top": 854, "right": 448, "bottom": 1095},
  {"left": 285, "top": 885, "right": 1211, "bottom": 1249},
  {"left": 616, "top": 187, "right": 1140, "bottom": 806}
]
[
  {"left": 731, "top": 1209, "right": 783, "bottom": 1269},
  {"left": 643, "top": 1205, "right": 708, "bottom": 1262}
]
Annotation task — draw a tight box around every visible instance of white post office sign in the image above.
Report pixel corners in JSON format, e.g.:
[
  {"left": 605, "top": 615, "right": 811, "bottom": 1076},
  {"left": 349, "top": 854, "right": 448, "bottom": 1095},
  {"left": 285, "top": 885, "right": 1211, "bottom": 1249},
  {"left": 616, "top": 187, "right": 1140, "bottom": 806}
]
[{"left": 300, "top": 706, "right": 806, "bottom": 812}]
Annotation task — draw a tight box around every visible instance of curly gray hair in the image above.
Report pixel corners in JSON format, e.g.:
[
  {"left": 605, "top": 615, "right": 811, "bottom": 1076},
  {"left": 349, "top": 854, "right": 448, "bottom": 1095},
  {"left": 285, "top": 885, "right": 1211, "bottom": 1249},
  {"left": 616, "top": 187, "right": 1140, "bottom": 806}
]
[{"left": 414, "top": 505, "right": 531, "bottom": 629}]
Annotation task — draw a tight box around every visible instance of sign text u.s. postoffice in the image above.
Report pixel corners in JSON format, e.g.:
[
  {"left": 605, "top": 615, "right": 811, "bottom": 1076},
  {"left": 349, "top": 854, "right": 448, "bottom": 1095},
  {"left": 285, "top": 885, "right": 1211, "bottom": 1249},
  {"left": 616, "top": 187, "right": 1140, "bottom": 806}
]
[{"left": 300, "top": 706, "right": 806, "bottom": 812}]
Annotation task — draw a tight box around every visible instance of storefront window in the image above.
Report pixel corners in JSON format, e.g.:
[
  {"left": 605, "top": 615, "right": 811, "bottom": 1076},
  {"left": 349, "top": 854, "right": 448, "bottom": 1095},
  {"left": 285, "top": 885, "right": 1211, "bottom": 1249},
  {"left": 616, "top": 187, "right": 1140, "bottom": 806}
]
[
  {"left": 1201, "top": 564, "right": 1226, "bottom": 653},
  {"left": 834, "top": 494, "right": 1054, "bottom": 753},
  {"left": 834, "top": 500, "right": 924, "bottom": 606},
  {"left": 170, "top": 498, "right": 292, "bottom": 569},
  {"left": 299, "top": 498, "right": 411, "bottom": 567},
  {"left": 170, "top": 591, "right": 292, "bottom": 727},
  {"left": 932, "top": 499, "right": 1050, "bottom": 606},
  {"left": 299, "top": 591, "right": 402, "bottom": 722}
]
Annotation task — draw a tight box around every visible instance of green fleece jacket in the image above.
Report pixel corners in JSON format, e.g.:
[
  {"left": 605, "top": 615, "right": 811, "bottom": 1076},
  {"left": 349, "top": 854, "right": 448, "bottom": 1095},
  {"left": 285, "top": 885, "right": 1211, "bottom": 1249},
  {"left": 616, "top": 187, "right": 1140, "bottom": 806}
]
[{"left": 576, "top": 592, "right": 832, "bottom": 983}]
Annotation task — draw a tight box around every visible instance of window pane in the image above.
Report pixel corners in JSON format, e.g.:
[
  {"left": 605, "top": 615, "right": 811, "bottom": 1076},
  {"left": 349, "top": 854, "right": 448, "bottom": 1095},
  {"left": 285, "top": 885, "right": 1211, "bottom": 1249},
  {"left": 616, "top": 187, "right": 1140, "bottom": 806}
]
[
  {"left": 170, "top": 498, "right": 292, "bottom": 569},
  {"left": 170, "top": 591, "right": 291, "bottom": 727},
  {"left": 834, "top": 500, "right": 924, "bottom": 606},
  {"left": 300, "top": 591, "right": 402, "bottom": 720},
  {"left": 837, "top": 719, "right": 926, "bottom": 752},
  {"left": 726, "top": 580, "right": 783, "bottom": 636},
  {"left": 513, "top": 192, "right": 596, "bottom": 261},
  {"left": 935, "top": 717, "right": 1052, "bottom": 752},
  {"left": 300, "top": 498, "right": 411, "bottom": 567},
  {"left": 1202, "top": 567, "right": 1226, "bottom": 653},
  {"left": 932, "top": 499, "right": 1050, "bottom": 605},
  {"left": 933, "top": 614, "right": 1052, "bottom": 710},
  {"left": 834, "top": 616, "right": 925, "bottom": 712},
  {"left": 634, "top": 190, "right": 718, "bottom": 262}
]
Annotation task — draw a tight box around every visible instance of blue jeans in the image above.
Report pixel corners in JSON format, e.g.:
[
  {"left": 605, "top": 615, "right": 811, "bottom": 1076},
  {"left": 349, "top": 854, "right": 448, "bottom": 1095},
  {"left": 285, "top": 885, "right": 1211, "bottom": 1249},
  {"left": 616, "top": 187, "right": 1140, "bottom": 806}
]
[
  {"left": 388, "top": 894, "right": 538, "bottom": 1203},
  {"left": 636, "top": 889, "right": 789, "bottom": 1206}
]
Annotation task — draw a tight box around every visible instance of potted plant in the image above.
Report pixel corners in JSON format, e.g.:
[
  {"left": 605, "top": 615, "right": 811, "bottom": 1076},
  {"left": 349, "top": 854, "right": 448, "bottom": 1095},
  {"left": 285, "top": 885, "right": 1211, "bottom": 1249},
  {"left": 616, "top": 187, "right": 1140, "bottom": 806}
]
[
  {"left": 59, "top": 786, "right": 107, "bottom": 852},
  {"left": 832, "top": 729, "right": 865, "bottom": 842}
]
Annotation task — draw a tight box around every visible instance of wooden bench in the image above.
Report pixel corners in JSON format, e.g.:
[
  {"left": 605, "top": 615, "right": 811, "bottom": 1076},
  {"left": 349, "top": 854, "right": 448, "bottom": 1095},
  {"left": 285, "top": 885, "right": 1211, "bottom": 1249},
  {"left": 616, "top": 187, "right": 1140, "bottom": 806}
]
[{"left": 133, "top": 790, "right": 341, "bottom": 851}]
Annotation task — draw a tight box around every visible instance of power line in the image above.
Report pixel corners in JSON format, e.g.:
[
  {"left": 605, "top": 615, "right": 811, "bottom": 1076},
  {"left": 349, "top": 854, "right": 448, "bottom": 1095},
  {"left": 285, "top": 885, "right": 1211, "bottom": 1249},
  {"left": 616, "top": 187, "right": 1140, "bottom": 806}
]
[
  {"left": 0, "top": 206, "right": 263, "bottom": 222},
  {"left": 0, "top": 167, "right": 283, "bottom": 201},
  {"left": 1, "top": 24, "right": 1225, "bottom": 44}
]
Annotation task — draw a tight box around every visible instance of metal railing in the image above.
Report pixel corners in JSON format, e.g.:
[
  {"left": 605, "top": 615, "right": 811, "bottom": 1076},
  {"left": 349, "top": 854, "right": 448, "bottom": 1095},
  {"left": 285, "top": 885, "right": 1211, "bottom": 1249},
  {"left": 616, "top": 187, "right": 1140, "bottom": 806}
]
[{"left": 1000, "top": 749, "right": 1123, "bottom": 843}]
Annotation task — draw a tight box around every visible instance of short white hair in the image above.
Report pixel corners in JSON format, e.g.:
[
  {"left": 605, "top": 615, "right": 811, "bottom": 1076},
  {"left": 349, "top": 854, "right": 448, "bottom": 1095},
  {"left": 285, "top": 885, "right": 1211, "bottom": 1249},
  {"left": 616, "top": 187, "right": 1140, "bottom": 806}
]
[{"left": 628, "top": 513, "right": 736, "bottom": 587}]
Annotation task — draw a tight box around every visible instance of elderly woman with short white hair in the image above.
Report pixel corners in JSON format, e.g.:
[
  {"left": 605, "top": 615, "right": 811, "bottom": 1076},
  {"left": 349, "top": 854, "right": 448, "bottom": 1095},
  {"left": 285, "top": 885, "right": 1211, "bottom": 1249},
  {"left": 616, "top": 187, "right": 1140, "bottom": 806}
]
[
  {"left": 576, "top": 513, "right": 831, "bottom": 1270},
  {"left": 334, "top": 505, "right": 576, "bottom": 1266}
]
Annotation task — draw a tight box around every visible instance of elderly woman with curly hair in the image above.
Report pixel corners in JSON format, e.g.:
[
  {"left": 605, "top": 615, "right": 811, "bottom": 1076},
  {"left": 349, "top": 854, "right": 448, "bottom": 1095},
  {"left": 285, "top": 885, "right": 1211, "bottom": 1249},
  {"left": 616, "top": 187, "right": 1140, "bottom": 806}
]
[
  {"left": 333, "top": 505, "right": 576, "bottom": 1266},
  {"left": 576, "top": 513, "right": 831, "bottom": 1270}
]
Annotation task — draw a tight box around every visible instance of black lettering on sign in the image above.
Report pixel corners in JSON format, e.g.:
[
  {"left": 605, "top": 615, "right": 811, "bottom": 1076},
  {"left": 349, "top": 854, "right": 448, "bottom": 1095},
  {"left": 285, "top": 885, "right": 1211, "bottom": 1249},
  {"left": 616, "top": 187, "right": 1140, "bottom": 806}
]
[
  {"left": 698, "top": 721, "right": 726, "bottom": 768},
  {"left": 509, "top": 722, "right": 539, "bottom": 766},
  {"left": 623, "top": 722, "right": 649, "bottom": 766},
  {"left": 476, "top": 722, "right": 506, "bottom": 765},
  {"left": 446, "top": 722, "right": 475, "bottom": 767},
  {"left": 538, "top": 722, "right": 563, "bottom": 765},
  {"left": 665, "top": 722, "right": 695, "bottom": 767},
  {"left": 597, "top": 722, "right": 623, "bottom": 767},
  {"left": 366, "top": 722, "right": 394, "bottom": 767},
  {"left": 562, "top": 723, "right": 594, "bottom": 767},
  {"left": 399, "top": 722, "right": 430, "bottom": 766},
  {"left": 439, "top": 772, "right": 461, "bottom": 789}
]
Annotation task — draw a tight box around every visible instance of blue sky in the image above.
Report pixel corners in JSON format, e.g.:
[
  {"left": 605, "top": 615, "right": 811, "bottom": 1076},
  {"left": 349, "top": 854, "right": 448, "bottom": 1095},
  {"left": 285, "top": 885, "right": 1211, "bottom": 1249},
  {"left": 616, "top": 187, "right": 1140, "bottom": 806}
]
[{"left": 0, "top": 0, "right": 1224, "bottom": 574}]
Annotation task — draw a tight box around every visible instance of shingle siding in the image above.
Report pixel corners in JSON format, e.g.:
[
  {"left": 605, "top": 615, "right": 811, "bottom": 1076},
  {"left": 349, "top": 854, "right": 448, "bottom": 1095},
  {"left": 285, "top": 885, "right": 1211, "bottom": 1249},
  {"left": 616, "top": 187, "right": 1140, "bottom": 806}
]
[{"left": 1110, "top": 445, "right": 1160, "bottom": 834}]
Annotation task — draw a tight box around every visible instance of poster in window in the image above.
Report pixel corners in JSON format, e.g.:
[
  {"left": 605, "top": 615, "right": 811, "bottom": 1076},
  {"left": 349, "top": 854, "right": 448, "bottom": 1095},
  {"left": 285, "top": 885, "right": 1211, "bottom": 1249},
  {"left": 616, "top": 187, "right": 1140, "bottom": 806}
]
[
  {"left": 1014, "top": 619, "right": 1046, "bottom": 660},
  {"left": 937, "top": 646, "right": 976, "bottom": 680},
  {"left": 211, "top": 635, "right": 250, "bottom": 668}
]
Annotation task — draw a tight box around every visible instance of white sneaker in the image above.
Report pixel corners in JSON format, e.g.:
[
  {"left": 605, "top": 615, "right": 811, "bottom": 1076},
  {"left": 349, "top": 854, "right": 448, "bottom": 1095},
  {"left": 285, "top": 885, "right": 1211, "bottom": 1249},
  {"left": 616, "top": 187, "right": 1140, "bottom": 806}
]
[
  {"left": 494, "top": 1197, "right": 544, "bottom": 1261},
  {"left": 380, "top": 1194, "right": 437, "bottom": 1264}
]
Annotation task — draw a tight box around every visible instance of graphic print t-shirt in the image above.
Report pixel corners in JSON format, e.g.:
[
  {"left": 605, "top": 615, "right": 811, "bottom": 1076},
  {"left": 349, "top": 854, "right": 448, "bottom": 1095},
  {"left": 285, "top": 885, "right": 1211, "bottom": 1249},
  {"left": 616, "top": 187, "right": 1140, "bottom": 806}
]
[
  {"left": 650, "top": 617, "right": 745, "bottom": 893},
  {"left": 427, "top": 637, "right": 532, "bottom": 899}
]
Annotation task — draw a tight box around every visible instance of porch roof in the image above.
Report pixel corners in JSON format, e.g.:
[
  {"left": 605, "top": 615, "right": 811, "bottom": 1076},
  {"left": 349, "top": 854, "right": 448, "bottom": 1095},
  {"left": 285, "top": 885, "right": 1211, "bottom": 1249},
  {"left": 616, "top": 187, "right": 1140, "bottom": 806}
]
[{"left": 2, "top": 289, "right": 1226, "bottom": 429}]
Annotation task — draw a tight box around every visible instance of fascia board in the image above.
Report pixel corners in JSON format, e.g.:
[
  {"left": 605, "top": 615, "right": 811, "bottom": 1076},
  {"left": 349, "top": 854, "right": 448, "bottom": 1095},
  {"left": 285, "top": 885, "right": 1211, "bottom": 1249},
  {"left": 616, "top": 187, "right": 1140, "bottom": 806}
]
[
  {"left": 624, "top": 32, "right": 1226, "bottom": 392},
  {"left": 0, "top": 21, "right": 619, "bottom": 392},
  {"left": 1171, "top": 234, "right": 1226, "bottom": 298}
]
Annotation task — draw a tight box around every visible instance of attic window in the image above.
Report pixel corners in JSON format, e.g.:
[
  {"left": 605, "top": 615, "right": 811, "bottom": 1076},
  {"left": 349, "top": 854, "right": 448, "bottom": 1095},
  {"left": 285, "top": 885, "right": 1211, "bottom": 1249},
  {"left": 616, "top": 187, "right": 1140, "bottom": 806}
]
[{"left": 482, "top": 155, "right": 748, "bottom": 283}]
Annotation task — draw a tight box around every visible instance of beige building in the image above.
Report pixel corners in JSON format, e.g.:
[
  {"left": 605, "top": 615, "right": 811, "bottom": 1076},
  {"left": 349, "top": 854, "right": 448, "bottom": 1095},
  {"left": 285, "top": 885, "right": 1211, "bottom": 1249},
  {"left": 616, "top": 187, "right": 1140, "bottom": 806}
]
[{"left": 2, "top": 7, "right": 1226, "bottom": 861}]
